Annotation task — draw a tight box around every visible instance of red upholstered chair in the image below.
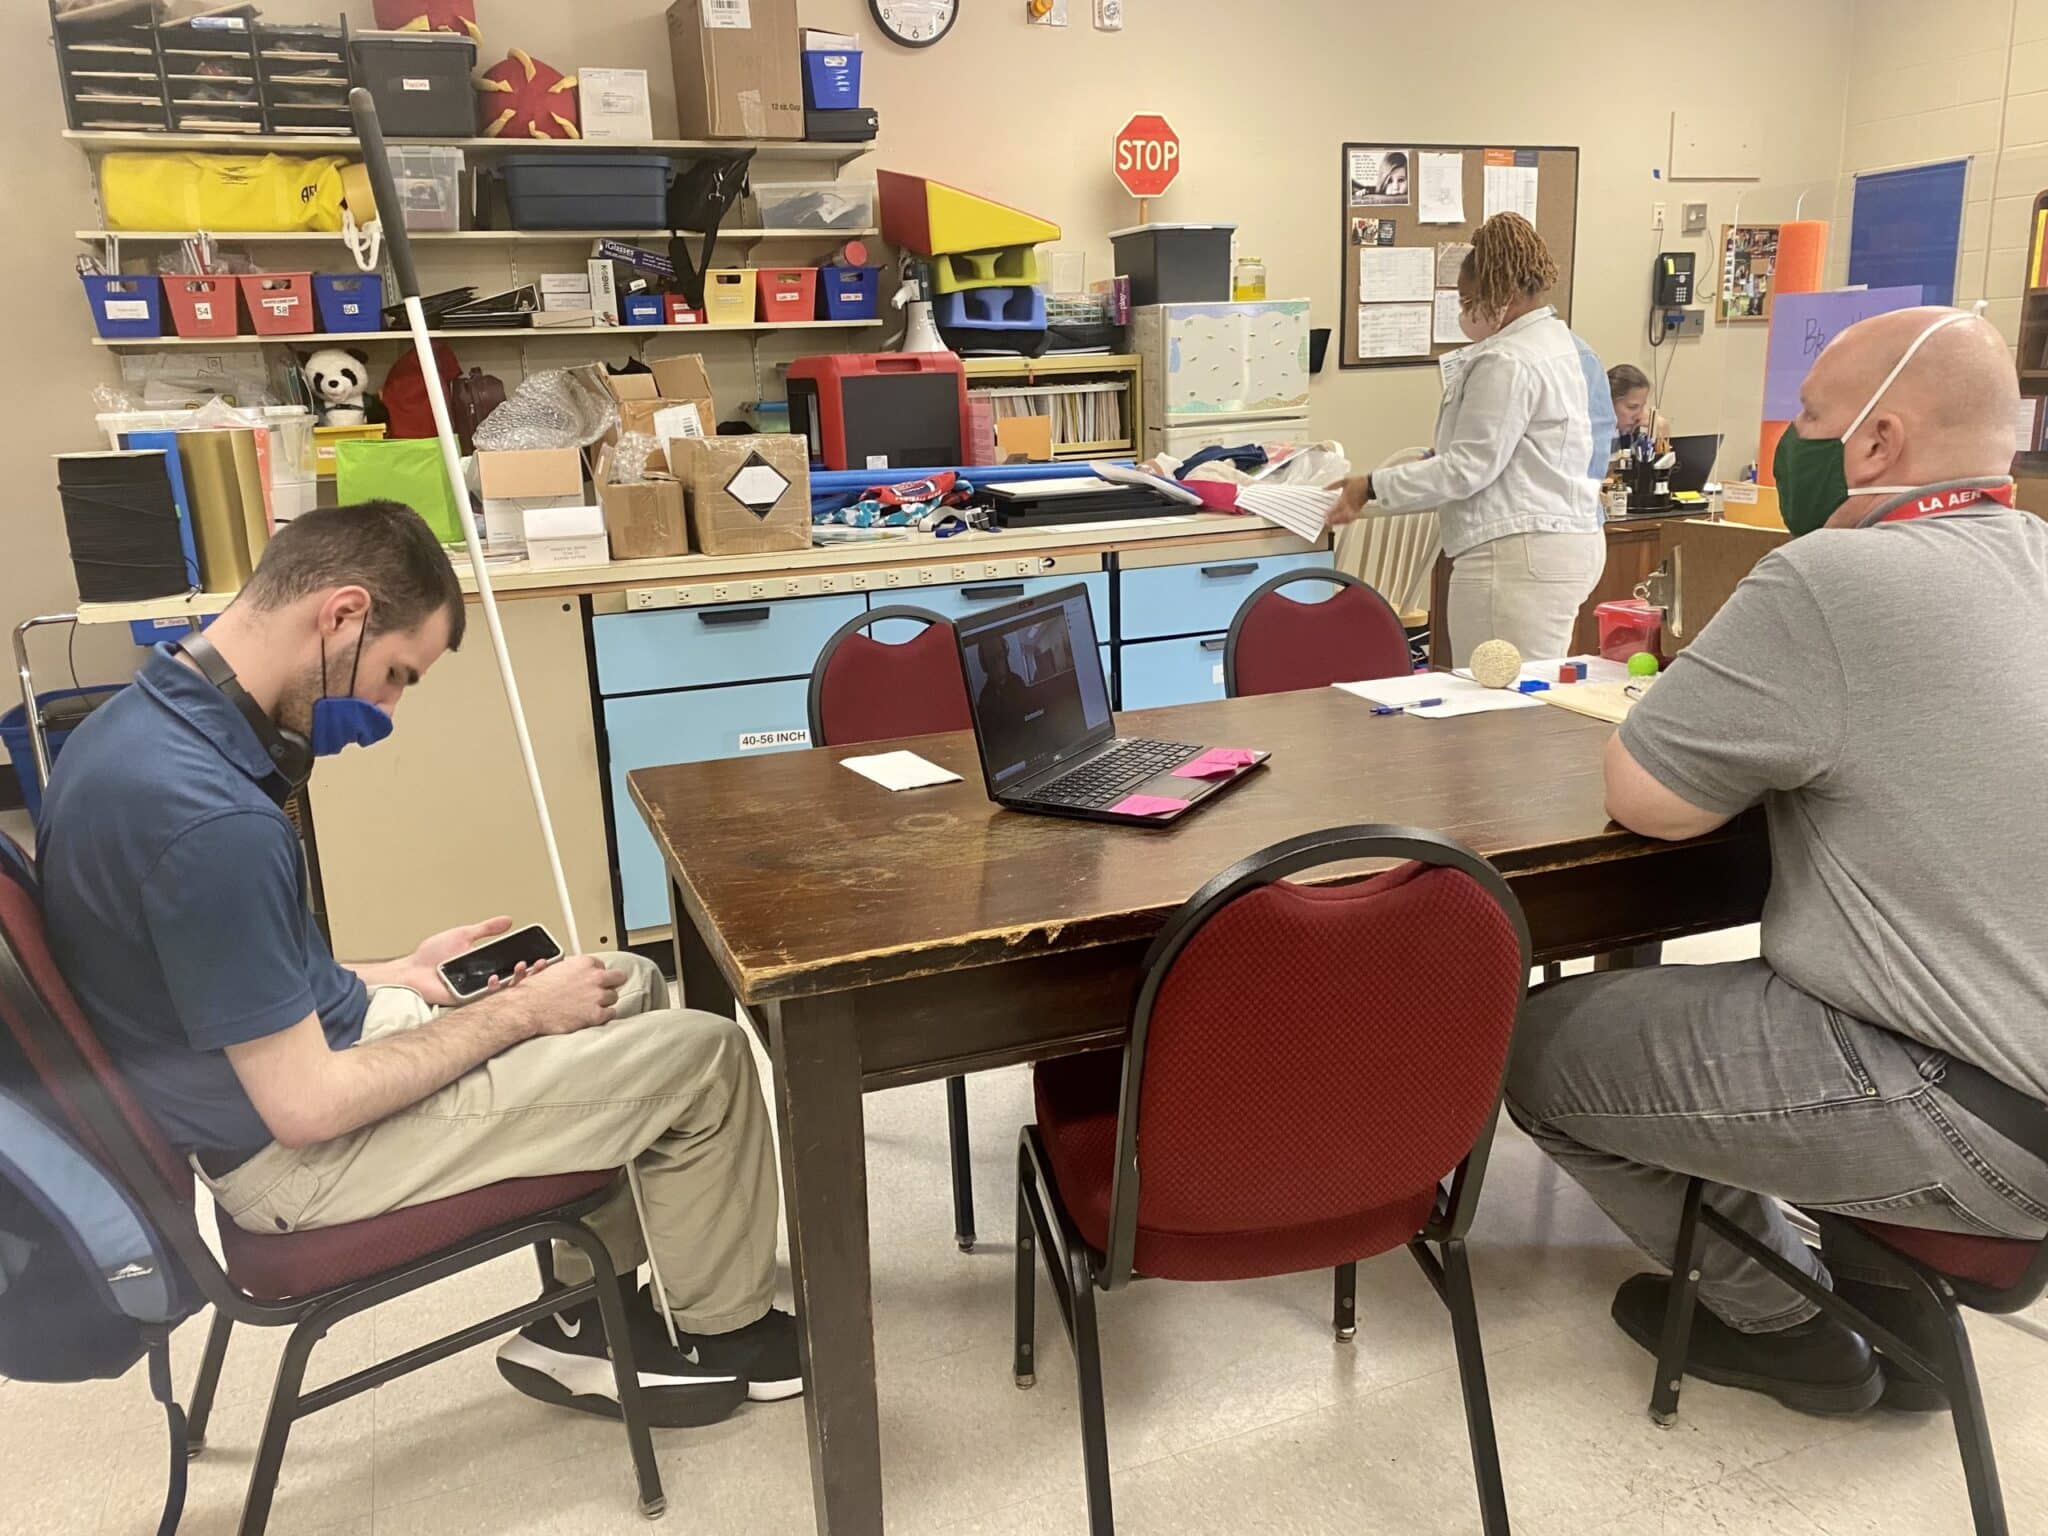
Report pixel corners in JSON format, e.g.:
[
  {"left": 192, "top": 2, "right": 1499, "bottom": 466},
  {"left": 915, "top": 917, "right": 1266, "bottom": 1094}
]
[
  {"left": 807, "top": 605, "right": 982, "bottom": 1249},
  {"left": 1016, "top": 826, "right": 1530, "bottom": 1535},
  {"left": 1222, "top": 568, "right": 1414, "bottom": 697},
  {"left": 0, "top": 833, "right": 668, "bottom": 1534},
  {"left": 1651, "top": 1179, "right": 2048, "bottom": 1536}
]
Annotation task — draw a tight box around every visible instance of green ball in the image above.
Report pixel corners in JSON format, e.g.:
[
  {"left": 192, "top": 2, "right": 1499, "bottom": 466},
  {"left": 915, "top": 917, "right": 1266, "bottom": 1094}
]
[{"left": 1627, "top": 652, "right": 1660, "bottom": 678}]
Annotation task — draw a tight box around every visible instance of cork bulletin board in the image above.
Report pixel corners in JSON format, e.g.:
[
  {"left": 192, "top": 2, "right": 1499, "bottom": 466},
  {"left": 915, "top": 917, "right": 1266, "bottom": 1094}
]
[{"left": 1339, "top": 141, "right": 1581, "bottom": 369}]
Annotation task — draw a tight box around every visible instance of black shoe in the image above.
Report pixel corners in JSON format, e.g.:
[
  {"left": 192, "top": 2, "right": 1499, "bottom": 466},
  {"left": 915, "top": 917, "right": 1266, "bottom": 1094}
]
[
  {"left": 669, "top": 1301, "right": 804, "bottom": 1402},
  {"left": 1611, "top": 1272, "right": 1884, "bottom": 1417},
  {"left": 495, "top": 1289, "right": 747, "bottom": 1428},
  {"left": 1831, "top": 1276, "right": 1951, "bottom": 1414}
]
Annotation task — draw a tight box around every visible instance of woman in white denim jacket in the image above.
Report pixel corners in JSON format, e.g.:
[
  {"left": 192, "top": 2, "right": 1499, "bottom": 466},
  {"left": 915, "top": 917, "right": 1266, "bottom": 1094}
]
[{"left": 1331, "top": 214, "right": 1608, "bottom": 665}]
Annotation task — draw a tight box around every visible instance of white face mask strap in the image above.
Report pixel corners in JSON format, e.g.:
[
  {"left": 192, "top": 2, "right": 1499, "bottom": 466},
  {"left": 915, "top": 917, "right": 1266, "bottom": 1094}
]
[{"left": 1842, "top": 312, "right": 1971, "bottom": 441}]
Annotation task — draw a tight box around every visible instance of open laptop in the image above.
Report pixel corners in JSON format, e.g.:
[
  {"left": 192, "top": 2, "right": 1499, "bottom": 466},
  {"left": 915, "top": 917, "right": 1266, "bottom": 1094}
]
[
  {"left": 954, "top": 584, "right": 1268, "bottom": 826},
  {"left": 1667, "top": 433, "right": 1723, "bottom": 495}
]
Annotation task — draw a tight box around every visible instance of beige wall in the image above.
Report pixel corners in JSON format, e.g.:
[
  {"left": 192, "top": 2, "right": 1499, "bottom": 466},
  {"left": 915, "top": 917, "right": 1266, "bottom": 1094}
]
[{"left": 3, "top": 0, "right": 1859, "bottom": 769}]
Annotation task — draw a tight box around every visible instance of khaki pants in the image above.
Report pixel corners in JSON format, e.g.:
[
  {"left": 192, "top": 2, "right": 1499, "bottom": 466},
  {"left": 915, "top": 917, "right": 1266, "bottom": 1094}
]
[
  {"left": 1446, "top": 529, "right": 1607, "bottom": 667},
  {"left": 203, "top": 955, "right": 778, "bottom": 1333}
]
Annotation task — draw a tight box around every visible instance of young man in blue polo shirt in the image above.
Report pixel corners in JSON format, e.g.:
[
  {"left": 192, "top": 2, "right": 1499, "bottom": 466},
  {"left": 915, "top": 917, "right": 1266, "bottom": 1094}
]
[{"left": 38, "top": 501, "right": 798, "bottom": 1426}]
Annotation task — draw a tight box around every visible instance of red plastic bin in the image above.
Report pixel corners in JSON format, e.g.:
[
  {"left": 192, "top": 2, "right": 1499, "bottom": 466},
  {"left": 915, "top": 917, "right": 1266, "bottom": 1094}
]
[
  {"left": 665, "top": 294, "right": 707, "bottom": 326},
  {"left": 238, "top": 272, "right": 317, "bottom": 336},
  {"left": 756, "top": 267, "right": 819, "bottom": 324},
  {"left": 163, "top": 276, "right": 242, "bottom": 339},
  {"left": 1596, "top": 599, "right": 1663, "bottom": 662}
]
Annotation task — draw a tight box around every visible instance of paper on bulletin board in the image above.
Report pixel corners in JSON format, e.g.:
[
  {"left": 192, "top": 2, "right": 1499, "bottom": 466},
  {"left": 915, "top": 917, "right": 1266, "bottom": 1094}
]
[
  {"left": 1436, "top": 242, "right": 1473, "bottom": 286},
  {"left": 1357, "top": 304, "right": 1433, "bottom": 359},
  {"left": 1358, "top": 246, "right": 1434, "bottom": 304},
  {"left": 1348, "top": 147, "right": 1412, "bottom": 207},
  {"left": 1761, "top": 285, "right": 1923, "bottom": 419},
  {"left": 1433, "top": 290, "right": 1466, "bottom": 344},
  {"left": 1482, "top": 148, "right": 1539, "bottom": 223},
  {"left": 1417, "top": 151, "right": 1466, "bottom": 224}
]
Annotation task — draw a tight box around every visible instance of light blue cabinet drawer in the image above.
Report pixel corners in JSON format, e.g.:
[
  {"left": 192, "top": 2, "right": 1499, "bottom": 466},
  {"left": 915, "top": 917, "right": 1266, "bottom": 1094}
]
[
  {"left": 605, "top": 681, "right": 812, "bottom": 932},
  {"left": 1117, "top": 551, "right": 1334, "bottom": 641},
  {"left": 593, "top": 593, "right": 870, "bottom": 696},
  {"left": 1119, "top": 634, "right": 1230, "bottom": 711},
  {"left": 868, "top": 572, "right": 1110, "bottom": 644}
]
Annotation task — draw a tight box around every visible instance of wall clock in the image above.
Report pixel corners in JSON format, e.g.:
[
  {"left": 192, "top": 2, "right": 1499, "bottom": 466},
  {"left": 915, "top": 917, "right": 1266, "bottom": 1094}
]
[{"left": 869, "top": 0, "right": 959, "bottom": 48}]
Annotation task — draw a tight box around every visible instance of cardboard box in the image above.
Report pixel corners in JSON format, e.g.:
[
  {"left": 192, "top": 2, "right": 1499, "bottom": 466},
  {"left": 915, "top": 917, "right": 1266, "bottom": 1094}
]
[
  {"left": 680, "top": 433, "right": 810, "bottom": 554},
  {"left": 523, "top": 503, "right": 610, "bottom": 568},
  {"left": 600, "top": 471, "right": 690, "bottom": 559},
  {"left": 476, "top": 448, "right": 587, "bottom": 558},
  {"left": 667, "top": 0, "right": 804, "bottom": 141},
  {"left": 578, "top": 67, "right": 654, "bottom": 142},
  {"left": 599, "top": 356, "right": 718, "bottom": 474}
]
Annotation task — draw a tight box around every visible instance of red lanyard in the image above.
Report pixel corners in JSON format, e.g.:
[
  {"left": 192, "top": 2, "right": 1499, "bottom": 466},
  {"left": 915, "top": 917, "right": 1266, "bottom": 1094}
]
[{"left": 1877, "top": 483, "right": 2017, "bottom": 523}]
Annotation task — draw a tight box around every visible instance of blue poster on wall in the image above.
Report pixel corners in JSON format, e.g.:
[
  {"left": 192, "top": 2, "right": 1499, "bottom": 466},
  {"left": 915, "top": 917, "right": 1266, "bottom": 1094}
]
[{"left": 1848, "top": 159, "right": 1968, "bottom": 307}]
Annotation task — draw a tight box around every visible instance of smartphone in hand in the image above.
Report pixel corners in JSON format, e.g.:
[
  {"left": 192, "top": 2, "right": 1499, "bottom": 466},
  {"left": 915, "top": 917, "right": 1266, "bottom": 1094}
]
[{"left": 437, "top": 923, "right": 564, "bottom": 1002}]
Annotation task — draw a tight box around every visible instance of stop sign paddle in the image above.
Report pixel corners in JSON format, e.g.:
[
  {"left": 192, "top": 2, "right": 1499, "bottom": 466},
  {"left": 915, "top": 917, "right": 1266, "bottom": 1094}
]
[{"left": 1113, "top": 113, "right": 1180, "bottom": 219}]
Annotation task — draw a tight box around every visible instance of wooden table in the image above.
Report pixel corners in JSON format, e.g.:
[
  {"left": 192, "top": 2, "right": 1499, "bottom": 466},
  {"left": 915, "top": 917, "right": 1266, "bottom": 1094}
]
[{"left": 630, "top": 689, "right": 1770, "bottom": 1536}]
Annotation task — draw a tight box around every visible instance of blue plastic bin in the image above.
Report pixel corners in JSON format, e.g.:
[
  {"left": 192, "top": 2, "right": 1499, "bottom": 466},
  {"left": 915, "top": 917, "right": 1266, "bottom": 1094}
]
[
  {"left": 818, "top": 265, "right": 881, "bottom": 320},
  {"left": 934, "top": 285, "right": 1047, "bottom": 330},
  {"left": 314, "top": 273, "right": 385, "bottom": 332},
  {"left": 802, "top": 49, "right": 862, "bottom": 109},
  {"left": 2, "top": 686, "right": 125, "bottom": 822},
  {"left": 81, "top": 275, "right": 163, "bottom": 340},
  {"left": 622, "top": 293, "right": 667, "bottom": 326}
]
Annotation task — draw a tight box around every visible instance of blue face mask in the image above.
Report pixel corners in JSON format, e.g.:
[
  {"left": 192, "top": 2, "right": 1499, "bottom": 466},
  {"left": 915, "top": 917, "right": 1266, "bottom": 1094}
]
[{"left": 309, "top": 620, "right": 393, "bottom": 758}]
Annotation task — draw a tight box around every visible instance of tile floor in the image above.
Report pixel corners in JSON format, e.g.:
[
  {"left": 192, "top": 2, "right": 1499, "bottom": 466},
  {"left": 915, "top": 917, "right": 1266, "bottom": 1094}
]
[{"left": 6, "top": 925, "right": 2047, "bottom": 1535}]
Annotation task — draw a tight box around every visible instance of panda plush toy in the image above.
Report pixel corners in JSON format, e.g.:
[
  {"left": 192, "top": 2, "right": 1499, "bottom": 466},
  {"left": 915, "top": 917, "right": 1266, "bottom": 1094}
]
[{"left": 300, "top": 347, "right": 379, "bottom": 427}]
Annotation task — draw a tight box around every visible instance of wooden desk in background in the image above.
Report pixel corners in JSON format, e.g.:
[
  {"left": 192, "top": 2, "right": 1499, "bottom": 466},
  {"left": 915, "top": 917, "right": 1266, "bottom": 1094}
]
[{"left": 630, "top": 689, "right": 1771, "bottom": 1536}]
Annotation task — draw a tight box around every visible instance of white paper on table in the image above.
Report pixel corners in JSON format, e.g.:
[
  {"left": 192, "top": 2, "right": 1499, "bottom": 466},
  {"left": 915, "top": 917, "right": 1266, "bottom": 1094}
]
[
  {"left": 1358, "top": 246, "right": 1435, "bottom": 304},
  {"left": 1417, "top": 151, "right": 1466, "bottom": 223},
  {"left": 1236, "top": 484, "right": 1339, "bottom": 543},
  {"left": 1357, "top": 303, "right": 1434, "bottom": 359},
  {"left": 1483, "top": 157, "right": 1540, "bottom": 223},
  {"left": 1433, "top": 289, "right": 1466, "bottom": 344},
  {"left": 1334, "top": 673, "right": 1542, "bottom": 716},
  {"left": 840, "top": 751, "right": 963, "bottom": 791}
]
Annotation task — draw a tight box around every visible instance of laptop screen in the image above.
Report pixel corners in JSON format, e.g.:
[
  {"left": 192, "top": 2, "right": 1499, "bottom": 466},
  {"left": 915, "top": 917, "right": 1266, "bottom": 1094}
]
[{"left": 957, "top": 587, "right": 1112, "bottom": 793}]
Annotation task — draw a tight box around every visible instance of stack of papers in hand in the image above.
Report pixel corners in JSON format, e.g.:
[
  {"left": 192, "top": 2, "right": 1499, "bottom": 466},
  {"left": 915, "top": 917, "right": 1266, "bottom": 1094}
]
[
  {"left": 1333, "top": 673, "right": 1542, "bottom": 718},
  {"left": 1236, "top": 484, "right": 1341, "bottom": 543}
]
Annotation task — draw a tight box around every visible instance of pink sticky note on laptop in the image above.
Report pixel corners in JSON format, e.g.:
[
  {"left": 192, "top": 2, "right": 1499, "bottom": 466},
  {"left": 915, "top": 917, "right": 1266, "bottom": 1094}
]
[
  {"left": 1172, "top": 747, "right": 1259, "bottom": 780},
  {"left": 1108, "top": 793, "right": 1189, "bottom": 818}
]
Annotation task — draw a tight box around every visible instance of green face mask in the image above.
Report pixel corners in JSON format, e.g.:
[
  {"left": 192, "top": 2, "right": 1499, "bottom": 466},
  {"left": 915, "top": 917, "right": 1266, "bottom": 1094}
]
[{"left": 1773, "top": 311, "right": 1972, "bottom": 537}]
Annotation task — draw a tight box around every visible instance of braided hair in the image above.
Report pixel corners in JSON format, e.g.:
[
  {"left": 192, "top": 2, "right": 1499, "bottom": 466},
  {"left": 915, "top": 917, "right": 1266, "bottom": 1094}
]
[{"left": 1458, "top": 213, "right": 1559, "bottom": 328}]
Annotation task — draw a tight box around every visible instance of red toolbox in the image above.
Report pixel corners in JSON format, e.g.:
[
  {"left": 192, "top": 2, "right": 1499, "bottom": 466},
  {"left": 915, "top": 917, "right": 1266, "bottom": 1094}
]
[{"left": 785, "top": 353, "right": 969, "bottom": 471}]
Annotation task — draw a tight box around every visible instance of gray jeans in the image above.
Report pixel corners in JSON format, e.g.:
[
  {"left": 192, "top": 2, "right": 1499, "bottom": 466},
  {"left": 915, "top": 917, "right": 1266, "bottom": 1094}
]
[{"left": 1504, "top": 960, "right": 2048, "bottom": 1332}]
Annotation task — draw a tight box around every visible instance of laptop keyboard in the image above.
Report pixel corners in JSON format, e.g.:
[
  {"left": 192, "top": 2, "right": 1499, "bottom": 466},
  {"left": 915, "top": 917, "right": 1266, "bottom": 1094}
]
[{"left": 1030, "top": 739, "right": 1202, "bottom": 809}]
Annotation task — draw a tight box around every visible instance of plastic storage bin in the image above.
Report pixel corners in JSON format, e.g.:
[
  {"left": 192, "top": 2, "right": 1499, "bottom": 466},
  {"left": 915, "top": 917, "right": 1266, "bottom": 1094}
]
[
  {"left": 386, "top": 146, "right": 464, "bottom": 231},
  {"left": 1111, "top": 223, "right": 1237, "bottom": 307},
  {"left": 313, "top": 274, "right": 384, "bottom": 333},
  {"left": 81, "top": 275, "right": 162, "bottom": 340},
  {"left": 818, "top": 266, "right": 881, "bottom": 320},
  {"left": 162, "top": 276, "right": 240, "bottom": 339},
  {"left": 239, "top": 272, "right": 315, "bottom": 335},
  {"left": 313, "top": 422, "right": 386, "bottom": 478},
  {"left": 498, "top": 153, "right": 673, "bottom": 231},
  {"left": 1596, "top": 599, "right": 1663, "bottom": 662},
  {"left": 756, "top": 267, "right": 819, "bottom": 324},
  {"left": 2, "top": 687, "right": 125, "bottom": 823},
  {"left": 350, "top": 32, "right": 477, "bottom": 137},
  {"left": 664, "top": 295, "right": 706, "bottom": 325},
  {"left": 934, "top": 286, "right": 1047, "bottom": 329},
  {"left": 802, "top": 49, "right": 862, "bottom": 109},
  {"left": 622, "top": 293, "right": 667, "bottom": 326},
  {"left": 704, "top": 269, "right": 758, "bottom": 326},
  {"left": 753, "top": 180, "right": 876, "bottom": 232}
]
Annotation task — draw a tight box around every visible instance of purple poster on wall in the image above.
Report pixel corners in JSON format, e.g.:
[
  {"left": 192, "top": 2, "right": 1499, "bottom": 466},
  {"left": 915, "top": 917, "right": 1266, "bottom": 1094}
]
[{"left": 1763, "top": 285, "right": 1923, "bottom": 420}]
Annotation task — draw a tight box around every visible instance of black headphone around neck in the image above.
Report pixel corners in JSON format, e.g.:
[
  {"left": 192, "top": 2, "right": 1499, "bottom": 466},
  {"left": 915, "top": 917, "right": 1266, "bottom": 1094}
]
[{"left": 173, "top": 634, "right": 315, "bottom": 790}]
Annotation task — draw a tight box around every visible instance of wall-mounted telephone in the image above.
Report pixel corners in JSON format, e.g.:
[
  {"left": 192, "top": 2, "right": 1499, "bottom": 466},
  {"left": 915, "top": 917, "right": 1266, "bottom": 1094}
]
[{"left": 1655, "top": 252, "right": 1697, "bottom": 307}]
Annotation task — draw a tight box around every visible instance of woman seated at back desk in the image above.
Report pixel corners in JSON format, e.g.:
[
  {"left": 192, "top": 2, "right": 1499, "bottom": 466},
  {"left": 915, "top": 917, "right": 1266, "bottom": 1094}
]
[{"left": 1608, "top": 363, "right": 1671, "bottom": 464}]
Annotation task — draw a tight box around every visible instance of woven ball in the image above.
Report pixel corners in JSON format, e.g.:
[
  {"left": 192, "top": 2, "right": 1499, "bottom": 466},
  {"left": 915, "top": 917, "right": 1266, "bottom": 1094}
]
[{"left": 1469, "top": 639, "right": 1523, "bottom": 690}]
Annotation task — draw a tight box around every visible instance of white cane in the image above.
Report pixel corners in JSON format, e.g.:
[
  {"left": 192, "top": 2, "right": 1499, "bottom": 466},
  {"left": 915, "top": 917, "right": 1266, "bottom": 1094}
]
[{"left": 348, "top": 90, "right": 682, "bottom": 1346}]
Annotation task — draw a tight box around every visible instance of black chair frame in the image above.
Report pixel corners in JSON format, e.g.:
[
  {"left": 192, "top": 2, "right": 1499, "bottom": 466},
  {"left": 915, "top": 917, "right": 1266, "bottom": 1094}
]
[
  {"left": 0, "top": 930, "right": 666, "bottom": 1536},
  {"left": 1221, "top": 567, "right": 1410, "bottom": 698},
  {"left": 1014, "top": 825, "right": 1532, "bottom": 1536},
  {"left": 1652, "top": 1177, "right": 2048, "bottom": 1536},
  {"left": 806, "top": 602, "right": 979, "bottom": 1251}
]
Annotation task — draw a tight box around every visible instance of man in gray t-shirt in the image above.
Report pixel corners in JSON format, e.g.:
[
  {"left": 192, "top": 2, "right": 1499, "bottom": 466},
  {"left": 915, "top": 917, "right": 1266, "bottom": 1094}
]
[{"left": 1505, "top": 308, "right": 2048, "bottom": 1420}]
